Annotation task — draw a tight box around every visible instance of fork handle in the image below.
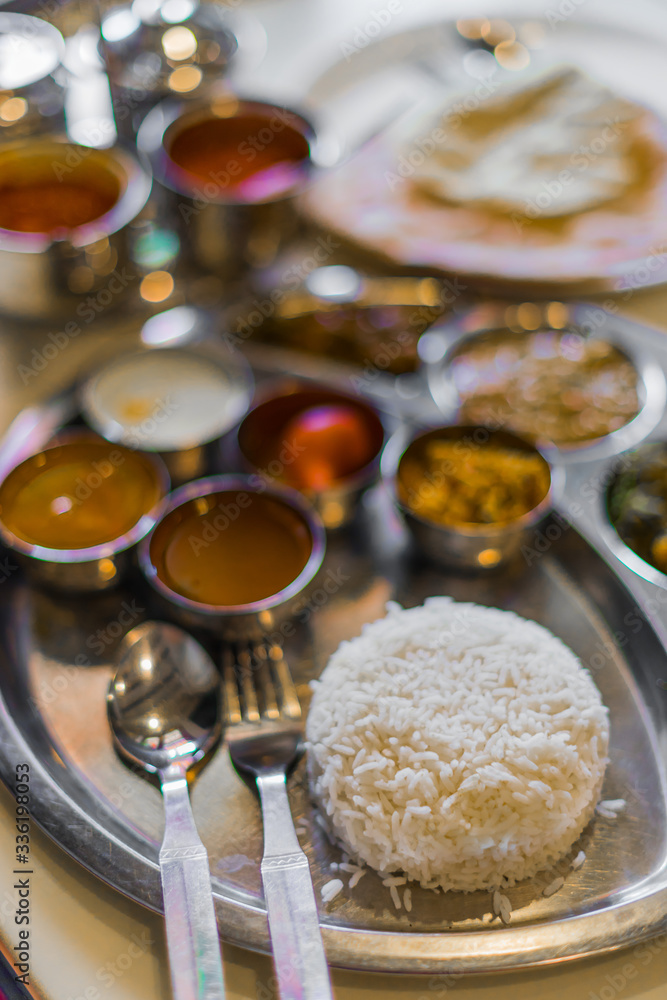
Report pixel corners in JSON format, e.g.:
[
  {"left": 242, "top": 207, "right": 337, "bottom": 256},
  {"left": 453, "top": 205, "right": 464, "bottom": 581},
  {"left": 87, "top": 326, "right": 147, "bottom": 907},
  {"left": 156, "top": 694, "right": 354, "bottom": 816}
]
[
  {"left": 159, "top": 764, "right": 226, "bottom": 1000},
  {"left": 257, "top": 770, "right": 333, "bottom": 1000}
]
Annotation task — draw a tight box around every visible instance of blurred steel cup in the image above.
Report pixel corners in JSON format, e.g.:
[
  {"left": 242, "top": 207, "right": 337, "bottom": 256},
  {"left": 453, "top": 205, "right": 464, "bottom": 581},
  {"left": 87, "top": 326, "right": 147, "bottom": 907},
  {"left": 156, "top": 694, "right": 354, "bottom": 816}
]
[
  {"left": 228, "top": 379, "right": 386, "bottom": 530},
  {"left": 137, "top": 93, "right": 337, "bottom": 282},
  {"left": 100, "top": 0, "right": 262, "bottom": 137},
  {"left": 139, "top": 474, "right": 326, "bottom": 639},
  {"left": 0, "top": 13, "right": 67, "bottom": 141},
  {"left": 0, "top": 136, "right": 151, "bottom": 319},
  {"left": 81, "top": 319, "right": 254, "bottom": 485}
]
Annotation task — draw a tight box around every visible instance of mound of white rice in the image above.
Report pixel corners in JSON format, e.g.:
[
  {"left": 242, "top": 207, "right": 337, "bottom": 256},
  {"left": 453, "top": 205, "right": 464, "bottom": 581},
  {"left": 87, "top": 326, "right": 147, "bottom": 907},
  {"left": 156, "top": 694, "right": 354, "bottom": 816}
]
[{"left": 306, "top": 597, "right": 609, "bottom": 892}]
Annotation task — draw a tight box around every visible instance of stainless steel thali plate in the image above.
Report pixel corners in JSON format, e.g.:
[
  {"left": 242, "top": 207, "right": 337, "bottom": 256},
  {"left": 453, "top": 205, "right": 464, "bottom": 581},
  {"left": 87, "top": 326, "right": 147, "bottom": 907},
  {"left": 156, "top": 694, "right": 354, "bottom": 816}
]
[{"left": 1, "top": 309, "right": 667, "bottom": 973}]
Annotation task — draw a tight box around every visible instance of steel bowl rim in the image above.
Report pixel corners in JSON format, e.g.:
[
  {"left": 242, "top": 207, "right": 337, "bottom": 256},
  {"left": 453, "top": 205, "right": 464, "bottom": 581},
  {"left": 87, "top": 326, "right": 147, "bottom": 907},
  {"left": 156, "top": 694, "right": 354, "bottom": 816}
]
[
  {"left": 79, "top": 336, "right": 255, "bottom": 453},
  {"left": 422, "top": 301, "right": 667, "bottom": 465},
  {"left": 137, "top": 93, "right": 337, "bottom": 206},
  {"left": 381, "top": 422, "right": 564, "bottom": 540},
  {"left": 597, "top": 438, "right": 667, "bottom": 592},
  {"left": 230, "top": 377, "right": 387, "bottom": 497},
  {"left": 0, "top": 431, "right": 170, "bottom": 564},
  {"left": 0, "top": 138, "right": 152, "bottom": 253},
  {"left": 138, "top": 472, "right": 326, "bottom": 617}
]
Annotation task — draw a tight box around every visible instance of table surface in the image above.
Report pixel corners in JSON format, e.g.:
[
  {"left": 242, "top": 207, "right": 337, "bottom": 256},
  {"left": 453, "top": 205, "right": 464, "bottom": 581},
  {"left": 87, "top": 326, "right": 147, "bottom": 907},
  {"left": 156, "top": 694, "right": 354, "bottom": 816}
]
[{"left": 3, "top": 0, "right": 667, "bottom": 996}]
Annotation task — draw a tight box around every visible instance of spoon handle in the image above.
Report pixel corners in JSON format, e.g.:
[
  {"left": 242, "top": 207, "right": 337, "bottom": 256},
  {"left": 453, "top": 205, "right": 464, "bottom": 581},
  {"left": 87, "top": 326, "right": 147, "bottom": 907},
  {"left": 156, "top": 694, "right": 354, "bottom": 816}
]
[{"left": 159, "top": 764, "right": 226, "bottom": 1000}]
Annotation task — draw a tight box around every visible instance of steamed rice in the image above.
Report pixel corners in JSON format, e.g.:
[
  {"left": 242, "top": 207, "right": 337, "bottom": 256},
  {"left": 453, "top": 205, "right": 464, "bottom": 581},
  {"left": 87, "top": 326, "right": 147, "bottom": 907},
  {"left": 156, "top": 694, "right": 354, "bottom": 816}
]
[{"left": 306, "top": 597, "right": 609, "bottom": 892}]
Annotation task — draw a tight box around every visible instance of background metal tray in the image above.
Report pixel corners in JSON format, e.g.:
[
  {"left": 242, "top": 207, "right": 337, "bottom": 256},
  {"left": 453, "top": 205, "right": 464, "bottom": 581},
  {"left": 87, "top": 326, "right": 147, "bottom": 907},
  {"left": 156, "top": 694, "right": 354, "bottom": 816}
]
[{"left": 0, "top": 308, "right": 667, "bottom": 974}]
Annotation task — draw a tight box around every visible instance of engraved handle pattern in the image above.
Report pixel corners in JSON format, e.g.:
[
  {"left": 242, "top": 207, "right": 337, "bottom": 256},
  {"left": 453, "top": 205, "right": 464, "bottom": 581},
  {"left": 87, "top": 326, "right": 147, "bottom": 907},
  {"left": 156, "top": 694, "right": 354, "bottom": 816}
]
[
  {"left": 257, "top": 770, "right": 333, "bottom": 1000},
  {"left": 160, "top": 764, "right": 226, "bottom": 1000}
]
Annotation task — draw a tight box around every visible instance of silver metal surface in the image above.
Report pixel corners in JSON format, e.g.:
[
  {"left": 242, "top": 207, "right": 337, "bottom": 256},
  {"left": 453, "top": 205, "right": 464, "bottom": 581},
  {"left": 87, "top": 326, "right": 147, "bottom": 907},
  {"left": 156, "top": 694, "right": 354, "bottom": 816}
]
[
  {"left": 0, "top": 311, "right": 667, "bottom": 972},
  {"left": 100, "top": 1, "right": 267, "bottom": 138},
  {"left": 108, "top": 621, "right": 225, "bottom": 1000},
  {"left": 0, "top": 13, "right": 66, "bottom": 140},
  {"left": 101, "top": 0, "right": 238, "bottom": 97},
  {"left": 224, "top": 644, "right": 333, "bottom": 1000}
]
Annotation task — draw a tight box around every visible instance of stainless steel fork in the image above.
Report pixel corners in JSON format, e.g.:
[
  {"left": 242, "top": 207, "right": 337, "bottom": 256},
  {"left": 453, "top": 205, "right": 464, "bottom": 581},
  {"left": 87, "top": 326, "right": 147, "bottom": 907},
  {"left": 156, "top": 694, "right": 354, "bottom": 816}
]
[{"left": 222, "top": 642, "right": 333, "bottom": 1000}]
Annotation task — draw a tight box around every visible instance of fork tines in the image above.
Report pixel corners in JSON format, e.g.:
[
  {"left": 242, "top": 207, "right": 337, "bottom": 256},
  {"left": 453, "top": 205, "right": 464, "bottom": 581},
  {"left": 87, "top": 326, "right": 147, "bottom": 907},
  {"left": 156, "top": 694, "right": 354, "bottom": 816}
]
[{"left": 222, "top": 641, "right": 302, "bottom": 725}]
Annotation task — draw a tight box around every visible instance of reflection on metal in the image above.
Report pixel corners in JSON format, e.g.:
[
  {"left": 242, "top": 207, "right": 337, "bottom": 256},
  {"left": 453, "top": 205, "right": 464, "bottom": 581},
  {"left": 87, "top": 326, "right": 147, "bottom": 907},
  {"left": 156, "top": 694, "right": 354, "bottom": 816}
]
[
  {"left": 140, "top": 270, "right": 175, "bottom": 303},
  {"left": 162, "top": 25, "right": 197, "bottom": 61},
  {"left": 167, "top": 65, "right": 202, "bottom": 92}
]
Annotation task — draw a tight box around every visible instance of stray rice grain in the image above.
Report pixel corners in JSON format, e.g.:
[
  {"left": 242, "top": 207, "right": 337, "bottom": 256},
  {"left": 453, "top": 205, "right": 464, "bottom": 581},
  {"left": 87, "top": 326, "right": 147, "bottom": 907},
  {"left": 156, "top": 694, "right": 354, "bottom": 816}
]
[{"left": 321, "top": 878, "right": 343, "bottom": 903}]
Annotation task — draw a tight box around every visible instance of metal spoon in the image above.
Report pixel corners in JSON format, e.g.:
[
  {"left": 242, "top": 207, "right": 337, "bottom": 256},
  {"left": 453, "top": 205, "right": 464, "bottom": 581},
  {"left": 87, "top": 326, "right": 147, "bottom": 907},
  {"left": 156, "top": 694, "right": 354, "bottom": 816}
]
[{"left": 107, "top": 621, "right": 225, "bottom": 1000}]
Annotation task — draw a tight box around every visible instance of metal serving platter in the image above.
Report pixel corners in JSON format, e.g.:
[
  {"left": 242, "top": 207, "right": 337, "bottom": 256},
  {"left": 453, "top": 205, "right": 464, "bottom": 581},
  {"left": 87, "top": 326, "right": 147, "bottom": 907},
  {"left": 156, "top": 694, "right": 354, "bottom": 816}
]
[{"left": 1, "top": 308, "right": 667, "bottom": 974}]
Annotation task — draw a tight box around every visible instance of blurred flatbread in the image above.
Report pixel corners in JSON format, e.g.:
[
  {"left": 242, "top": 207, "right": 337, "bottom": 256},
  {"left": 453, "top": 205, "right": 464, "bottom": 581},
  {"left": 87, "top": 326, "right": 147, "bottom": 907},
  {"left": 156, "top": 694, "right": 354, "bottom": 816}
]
[
  {"left": 411, "top": 68, "right": 646, "bottom": 217},
  {"left": 302, "top": 66, "right": 667, "bottom": 287}
]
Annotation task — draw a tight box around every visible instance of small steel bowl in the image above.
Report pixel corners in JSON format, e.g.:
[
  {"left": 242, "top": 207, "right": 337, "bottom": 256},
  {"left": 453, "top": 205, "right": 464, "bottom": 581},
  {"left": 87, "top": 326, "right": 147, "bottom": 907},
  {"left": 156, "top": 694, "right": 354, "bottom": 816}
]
[
  {"left": 382, "top": 423, "right": 563, "bottom": 572},
  {"left": 100, "top": 1, "right": 266, "bottom": 138},
  {"left": 101, "top": 2, "right": 237, "bottom": 115},
  {"left": 80, "top": 322, "right": 254, "bottom": 485},
  {"left": 139, "top": 474, "right": 326, "bottom": 639},
  {"left": 137, "top": 94, "right": 336, "bottom": 280},
  {"left": 0, "top": 13, "right": 67, "bottom": 140},
  {"left": 0, "top": 431, "right": 170, "bottom": 591},
  {"left": 600, "top": 440, "right": 667, "bottom": 590},
  {"left": 421, "top": 301, "right": 666, "bottom": 465},
  {"left": 0, "top": 137, "right": 151, "bottom": 319},
  {"left": 227, "top": 380, "right": 386, "bottom": 529}
]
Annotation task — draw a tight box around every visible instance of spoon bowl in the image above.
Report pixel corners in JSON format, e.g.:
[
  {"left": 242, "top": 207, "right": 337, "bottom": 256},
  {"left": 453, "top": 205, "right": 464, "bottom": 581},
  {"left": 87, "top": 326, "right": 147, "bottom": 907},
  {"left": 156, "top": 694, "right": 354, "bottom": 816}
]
[
  {"left": 107, "top": 620, "right": 226, "bottom": 1000},
  {"left": 108, "top": 620, "right": 220, "bottom": 773}
]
